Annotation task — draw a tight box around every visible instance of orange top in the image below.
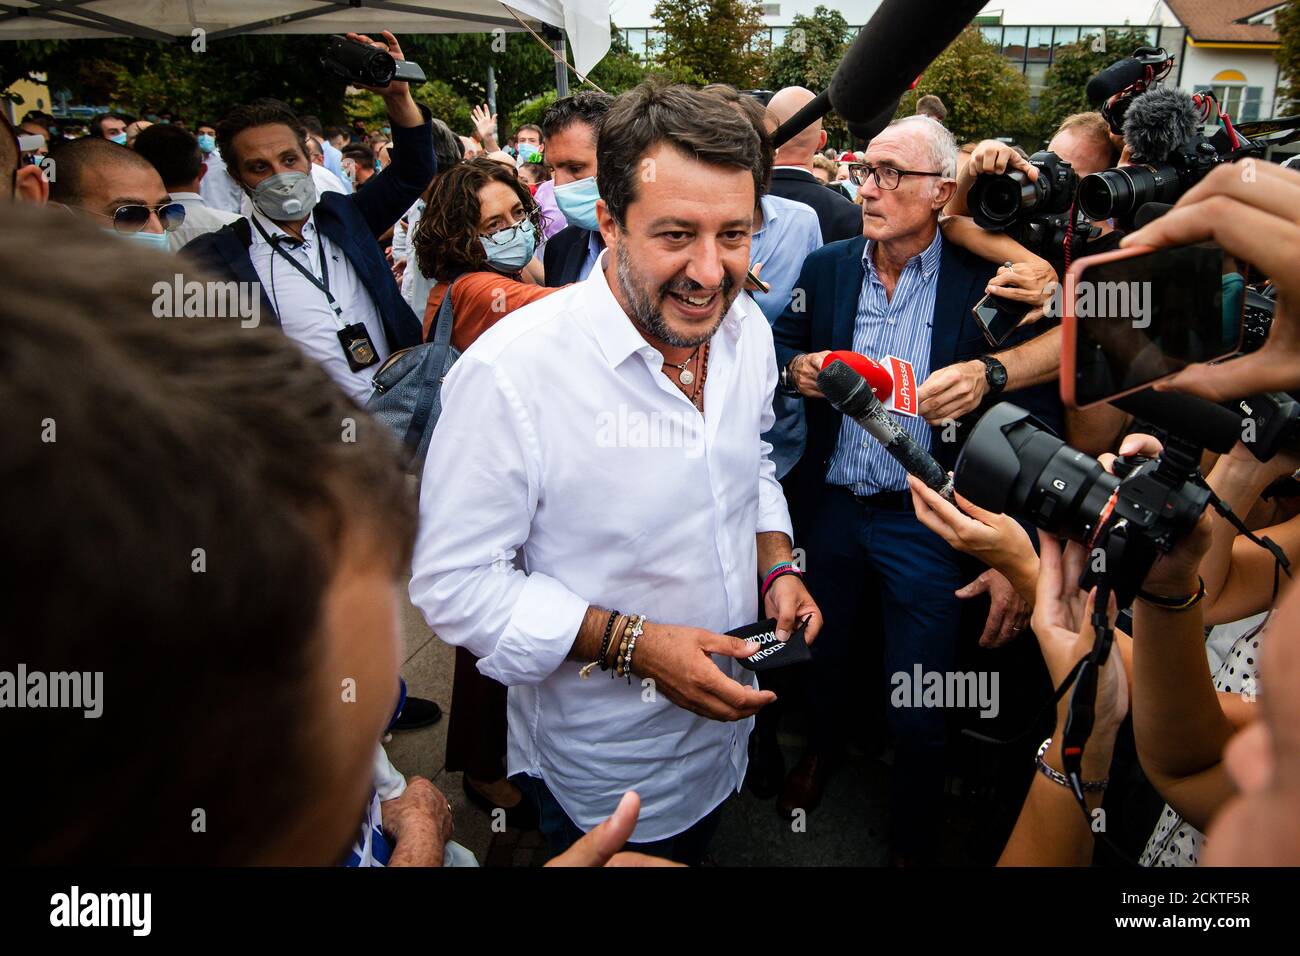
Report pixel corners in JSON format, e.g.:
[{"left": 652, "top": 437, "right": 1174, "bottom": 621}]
[{"left": 423, "top": 272, "right": 561, "bottom": 352}]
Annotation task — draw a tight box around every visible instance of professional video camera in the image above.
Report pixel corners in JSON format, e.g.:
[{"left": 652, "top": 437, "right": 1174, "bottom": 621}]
[
  {"left": 320, "top": 35, "right": 426, "bottom": 88},
  {"left": 953, "top": 402, "right": 1210, "bottom": 608},
  {"left": 1075, "top": 48, "right": 1275, "bottom": 229}
]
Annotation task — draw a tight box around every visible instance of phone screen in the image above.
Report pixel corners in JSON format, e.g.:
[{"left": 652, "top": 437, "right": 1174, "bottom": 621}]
[
  {"left": 1070, "top": 243, "right": 1241, "bottom": 407},
  {"left": 973, "top": 293, "right": 1033, "bottom": 347}
]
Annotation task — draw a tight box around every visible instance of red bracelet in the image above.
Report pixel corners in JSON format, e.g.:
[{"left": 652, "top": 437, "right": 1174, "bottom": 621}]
[{"left": 761, "top": 565, "right": 803, "bottom": 600}]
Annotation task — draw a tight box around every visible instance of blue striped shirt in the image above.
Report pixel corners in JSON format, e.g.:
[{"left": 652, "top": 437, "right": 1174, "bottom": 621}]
[{"left": 826, "top": 228, "right": 944, "bottom": 495}]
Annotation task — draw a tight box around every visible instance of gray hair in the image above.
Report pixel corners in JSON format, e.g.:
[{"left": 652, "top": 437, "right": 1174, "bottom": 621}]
[{"left": 884, "top": 114, "right": 958, "bottom": 181}]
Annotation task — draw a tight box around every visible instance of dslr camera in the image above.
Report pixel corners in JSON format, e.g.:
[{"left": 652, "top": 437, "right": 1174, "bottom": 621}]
[
  {"left": 953, "top": 402, "right": 1211, "bottom": 606},
  {"left": 966, "top": 150, "right": 1099, "bottom": 265},
  {"left": 320, "top": 35, "right": 426, "bottom": 88}
]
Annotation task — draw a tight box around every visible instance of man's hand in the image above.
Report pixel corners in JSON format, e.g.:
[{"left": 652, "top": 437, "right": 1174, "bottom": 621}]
[
  {"left": 546, "top": 792, "right": 682, "bottom": 867},
  {"left": 346, "top": 31, "right": 422, "bottom": 128},
  {"left": 471, "top": 104, "right": 499, "bottom": 151},
  {"left": 633, "top": 621, "right": 774, "bottom": 721},
  {"left": 985, "top": 260, "right": 1058, "bottom": 327},
  {"left": 788, "top": 350, "right": 831, "bottom": 398},
  {"left": 763, "top": 573, "right": 822, "bottom": 644},
  {"left": 381, "top": 776, "right": 452, "bottom": 867},
  {"left": 392, "top": 256, "right": 408, "bottom": 283},
  {"left": 958, "top": 567, "right": 1031, "bottom": 648},
  {"left": 917, "top": 359, "right": 987, "bottom": 424},
  {"left": 967, "top": 140, "right": 1039, "bottom": 182},
  {"left": 1123, "top": 161, "right": 1300, "bottom": 402},
  {"left": 909, "top": 477, "right": 1036, "bottom": 581}
]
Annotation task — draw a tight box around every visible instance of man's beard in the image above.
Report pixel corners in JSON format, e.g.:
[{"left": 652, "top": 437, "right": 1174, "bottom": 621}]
[{"left": 615, "top": 241, "right": 737, "bottom": 349}]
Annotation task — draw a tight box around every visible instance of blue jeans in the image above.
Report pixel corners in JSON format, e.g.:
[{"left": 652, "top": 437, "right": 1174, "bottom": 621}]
[
  {"left": 512, "top": 774, "right": 727, "bottom": 866},
  {"left": 801, "top": 484, "right": 967, "bottom": 858}
]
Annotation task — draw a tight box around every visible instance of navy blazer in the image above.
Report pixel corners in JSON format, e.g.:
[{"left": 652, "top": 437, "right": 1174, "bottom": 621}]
[
  {"left": 769, "top": 167, "right": 863, "bottom": 245},
  {"left": 543, "top": 224, "right": 596, "bottom": 288},
  {"left": 181, "top": 120, "right": 434, "bottom": 352},
  {"left": 772, "top": 232, "right": 1063, "bottom": 513}
]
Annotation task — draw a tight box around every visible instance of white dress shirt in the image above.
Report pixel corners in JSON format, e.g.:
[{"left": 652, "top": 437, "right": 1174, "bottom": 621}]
[
  {"left": 166, "top": 191, "right": 241, "bottom": 253},
  {"left": 199, "top": 147, "right": 243, "bottom": 215},
  {"left": 409, "top": 252, "right": 793, "bottom": 841},
  {"left": 246, "top": 208, "right": 391, "bottom": 404}
]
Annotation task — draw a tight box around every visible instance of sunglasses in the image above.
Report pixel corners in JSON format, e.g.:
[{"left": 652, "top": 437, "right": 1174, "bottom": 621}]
[{"left": 89, "top": 201, "right": 187, "bottom": 234}]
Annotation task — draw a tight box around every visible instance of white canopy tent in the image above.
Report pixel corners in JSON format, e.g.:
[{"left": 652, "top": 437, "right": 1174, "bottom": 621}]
[{"left": 0, "top": 0, "right": 611, "bottom": 82}]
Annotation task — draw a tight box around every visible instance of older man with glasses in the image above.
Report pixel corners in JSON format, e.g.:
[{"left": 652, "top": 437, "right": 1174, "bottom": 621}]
[
  {"left": 47, "top": 135, "right": 186, "bottom": 249},
  {"left": 771, "top": 115, "right": 1063, "bottom": 864}
]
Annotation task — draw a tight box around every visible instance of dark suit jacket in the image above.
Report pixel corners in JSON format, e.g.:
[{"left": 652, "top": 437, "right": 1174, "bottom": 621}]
[
  {"left": 543, "top": 224, "right": 597, "bottom": 288},
  {"left": 181, "top": 120, "right": 434, "bottom": 352},
  {"left": 772, "top": 233, "right": 1064, "bottom": 516},
  {"left": 770, "top": 167, "right": 863, "bottom": 245}
]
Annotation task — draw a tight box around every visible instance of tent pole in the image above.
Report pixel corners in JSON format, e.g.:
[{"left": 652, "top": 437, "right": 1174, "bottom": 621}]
[{"left": 549, "top": 27, "right": 568, "bottom": 98}]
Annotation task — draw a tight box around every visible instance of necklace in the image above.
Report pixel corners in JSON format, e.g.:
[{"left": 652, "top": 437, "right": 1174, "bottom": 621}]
[
  {"left": 690, "top": 340, "right": 710, "bottom": 413},
  {"left": 665, "top": 345, "right": 701, "bottom": 386}
]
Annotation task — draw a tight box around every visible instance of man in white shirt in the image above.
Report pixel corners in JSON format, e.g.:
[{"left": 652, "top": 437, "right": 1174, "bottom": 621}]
[
  {"left": 133, "top": 124, "right": 241, "bottom": 252},
  {"left": 409, "top": 83, "right": 823, "bottom": 864},
  {"left": 196, "top": 121, "right": 244, "bottom": 216}
]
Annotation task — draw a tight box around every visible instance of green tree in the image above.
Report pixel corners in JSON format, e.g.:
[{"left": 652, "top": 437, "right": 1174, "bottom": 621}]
[
  {"left": 765, "top": 5, "right": 853, "bottom": 144},
  {"left": 1277, "top": 1, "right": 1300, "bottom": 113},
  {"left": 1034, "top": 27, "right": 1158, "bottom": 141},
  {"left": 651, "top": 0, "right": 769, "bottom": 87},
  {"left": 894, "top": 26, "right": 1032, "bottom": 145}
]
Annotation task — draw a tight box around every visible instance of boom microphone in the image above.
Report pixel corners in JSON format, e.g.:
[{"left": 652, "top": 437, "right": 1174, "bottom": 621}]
[
  {"left": 1124, "top": 85, "right": 1200, "bottom": 163},
  {"left": 846, "top": 94, "right": 904, "bottom": 145},
  {"left": 828, "top": 0, "right": 987, "bottom": 125},
  {"left": 818, "top": 359, "right": 954, "bottom": 499}
]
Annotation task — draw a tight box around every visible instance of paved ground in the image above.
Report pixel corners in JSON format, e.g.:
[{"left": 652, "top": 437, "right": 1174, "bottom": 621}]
[{"left": 385, "top": 595, "right": 1005, "bottom": 867}]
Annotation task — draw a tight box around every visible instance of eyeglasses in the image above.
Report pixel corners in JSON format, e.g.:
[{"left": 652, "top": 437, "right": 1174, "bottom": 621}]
[
  {"left": 848, "top": 162, "right": 945, "bottom": 191},
  {"left": 482, "top": 216, "right": 531, "bottom": 244},
  {"left": 85, "top": 201, "right": 187, "bottom": 234}
]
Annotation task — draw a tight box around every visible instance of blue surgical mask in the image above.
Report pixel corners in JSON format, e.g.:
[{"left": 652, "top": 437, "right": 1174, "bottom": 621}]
[
  {"left": 553, "top": 176, "right": 600, "bottom": 232},
  {"left": 117, "top": 229, "right": 171, "bottom": 249},
  {"left": 197, "top": 133, "right": 215, "bottom": 153},
  {"left": 108, "top": 132, "right": 127, "bottom": 146},
  {"left": 480, "top": 218, "right": 536, "bottom": 272}
]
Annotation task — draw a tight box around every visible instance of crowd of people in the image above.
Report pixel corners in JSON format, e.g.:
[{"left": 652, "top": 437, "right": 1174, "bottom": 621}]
[{"left": 5, "top": 26, "right": 1300, "bottom": 870}]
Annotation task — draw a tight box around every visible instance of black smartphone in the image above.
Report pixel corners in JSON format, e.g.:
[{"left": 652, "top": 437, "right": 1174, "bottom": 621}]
[
  {"left": 1062, "top": 242, "right": 1243, "bottom": 408},
  {"left": 972, "top": 291, "right": 1033, "bottom": 347}
]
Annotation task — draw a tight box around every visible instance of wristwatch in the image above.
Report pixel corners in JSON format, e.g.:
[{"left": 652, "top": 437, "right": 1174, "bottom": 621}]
[
  {"left": 780, "top": 354, "right": 803, "bottom": 395},
  {"left": 978, "top": 355, "right": 1008, "bottom": 395}
]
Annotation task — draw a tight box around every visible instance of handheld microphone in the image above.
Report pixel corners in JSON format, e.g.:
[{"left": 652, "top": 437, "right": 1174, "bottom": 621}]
[
  {"left": 1123, "top": 85, "right": 1200, "bottom": 163},
  {"left": 821, "top": 351, "right": 893, "bottom": 401},
  {"left": 817, "top": 359, "right": 953, "bottom": 500},
  {"left": 828, "top": 0, "right": 987, "bottom": 125}
]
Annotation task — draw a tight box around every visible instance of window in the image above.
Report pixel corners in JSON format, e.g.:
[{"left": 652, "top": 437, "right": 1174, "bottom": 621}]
[
  {"left": 980, "top": 25, "right": 1003, "bottom": 47},
  {"left": 1002, "top": 26, "right": 1028, "bottom": 62},
  {"left": 1027, "top": 26, "right": 1053, "bottom": 62},
  {"left": 1053, "top": 26, "right": 1079, "bottom": 48},
  {"left": 1207, "top": 70, "right": 1263, "bottom": 123}
]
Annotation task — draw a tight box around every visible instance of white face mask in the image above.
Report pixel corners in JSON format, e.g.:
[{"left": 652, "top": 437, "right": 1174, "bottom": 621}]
[{"left": 247, "top": 171, "right": 318, "bottom": 221}]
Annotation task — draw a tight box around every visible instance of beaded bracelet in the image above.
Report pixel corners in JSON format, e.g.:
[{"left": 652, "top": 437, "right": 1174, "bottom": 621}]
[
  {"left": 580, "top": 609, "right": 622, "bottom": 679},
  {"left": 617, "top": 615, "right": 646, "bottom": 682}
]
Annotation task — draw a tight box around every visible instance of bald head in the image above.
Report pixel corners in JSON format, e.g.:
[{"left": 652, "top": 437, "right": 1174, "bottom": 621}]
[
  {"left": 767, "top": 86, "right": 827, "bottom": 169},
  {"left": 48, "top": 138, "right": 169, "bottom": 228}
]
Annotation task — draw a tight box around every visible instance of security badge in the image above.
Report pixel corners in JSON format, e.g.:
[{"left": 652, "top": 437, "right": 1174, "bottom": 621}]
[{"left": 338, "top": 322, "right": 379, "bottom": 372}]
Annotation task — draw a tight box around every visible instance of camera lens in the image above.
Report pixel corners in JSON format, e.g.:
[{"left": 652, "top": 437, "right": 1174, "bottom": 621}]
[
  {"left": 970, "top": 169, "right": 1040, "bottom": 230},
  {"left": 363, "top": 48, "right": 396, "bottom": 85},
  {"left": 1078, "top": 164, "right": 1180, "bottom": 222},
  {"left": 954, "top": 402, "right": 1119, "bottom": 542}
]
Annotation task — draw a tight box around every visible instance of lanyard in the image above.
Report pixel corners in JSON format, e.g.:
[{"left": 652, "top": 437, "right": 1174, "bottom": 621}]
[{"left": 253, "top": 217, "right": 346, "bottom": 330}]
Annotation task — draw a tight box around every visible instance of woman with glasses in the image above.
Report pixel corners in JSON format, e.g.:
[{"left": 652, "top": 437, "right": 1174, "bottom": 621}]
[
  {"left": 410, "top": 158, "right": 560, "bottom": 352},
  {"left": 407, "top": 157, "right": 564, "bottom": 830}
]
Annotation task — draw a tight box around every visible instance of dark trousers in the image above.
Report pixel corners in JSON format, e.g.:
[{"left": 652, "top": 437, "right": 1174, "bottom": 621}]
[
  {"left": 801, "top": 484, "right": 967, "bottom": 858},
  {"left": 445, "top": 647, "right": 507, "bottom": 781},
  {"left": 513, "top": 774, "right": 726, "bottom": 866}
]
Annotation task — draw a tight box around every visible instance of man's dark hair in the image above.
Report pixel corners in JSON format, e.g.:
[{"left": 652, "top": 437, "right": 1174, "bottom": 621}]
[
  {"left": 298, "top": 114, "right": 325, "bottom": 138},
  {"left": 89, "top": 112, "right": 129, "bottom": 137},
  {"left": 325, "top": 126, "right": 348, "bottom": 142},
  {"left": 0, "top": 203, "right": 415, "bottom": 864},
  {"left": 597, "top": 83, "right": 763, "bottom": 228},
  {"left": 413, "top": 157, "right": 543, "bottom": 281},
  {"left": 430, "top": 117, "right": 464, "bottom": 172},
  {"left": 540, "top": 91, "right": 612, "bottom": 142},
  {"left": 342, "top": 142, "right": 375, "bottom": 167},
  {"left": 47, "top": 137, "right": 160, "bottom": 206},
  {"left": 132, "top": 124, "right": 204, "bottom": 190},
  {"left": 216, "top": 102, "right": 310, "bottom": 176},
  {"left": 195, "top": 119, "right": 216, "bottom": 131}
]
